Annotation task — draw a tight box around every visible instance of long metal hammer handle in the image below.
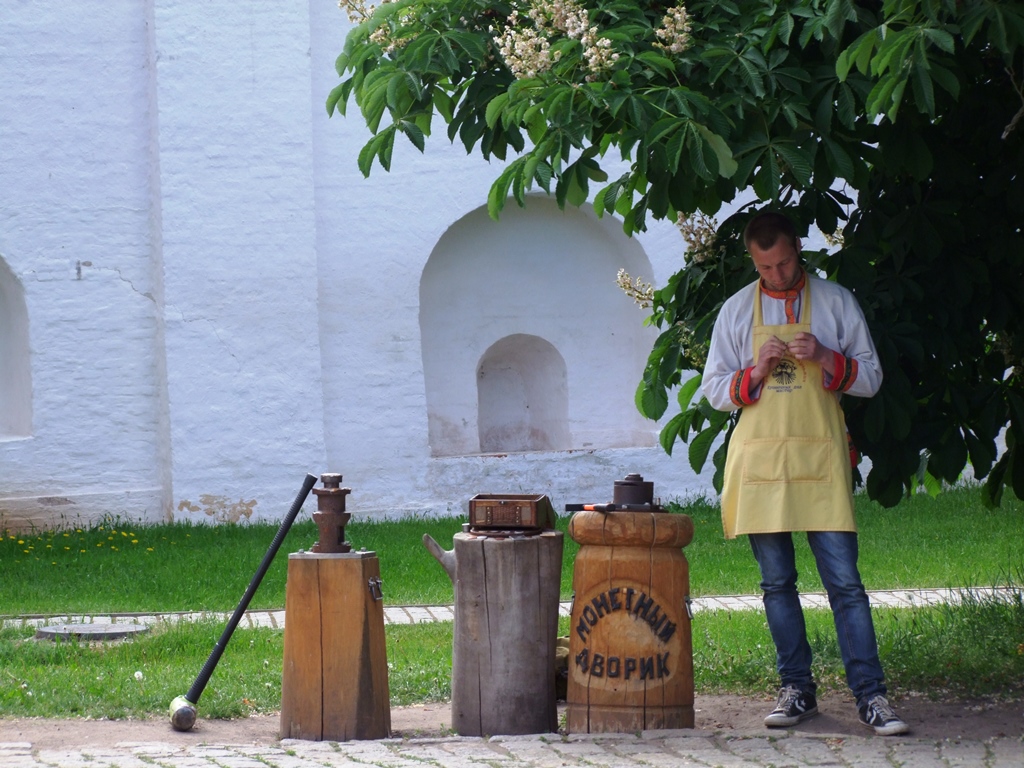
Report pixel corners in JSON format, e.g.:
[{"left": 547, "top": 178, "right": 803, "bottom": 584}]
[{"left": 185, "top": 472, "right": 318, "bottom": 705}]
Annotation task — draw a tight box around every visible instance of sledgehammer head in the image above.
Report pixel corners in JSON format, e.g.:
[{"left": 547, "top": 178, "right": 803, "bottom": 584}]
[{"left": 169, "top": 695, "right": 197, "bottom": 731}]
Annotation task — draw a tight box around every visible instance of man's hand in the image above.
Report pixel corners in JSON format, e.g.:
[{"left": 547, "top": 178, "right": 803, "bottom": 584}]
[
  {"left": 789, "top": 332, "right": 836, "bottom": 376},
  {"left": 751, "top": 335, "right": 788, "bottom": 387}
]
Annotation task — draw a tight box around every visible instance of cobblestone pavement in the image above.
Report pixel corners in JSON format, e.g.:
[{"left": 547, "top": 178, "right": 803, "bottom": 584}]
[{"left": 2, "top": 727, "right": 1022, "bottom": 768}]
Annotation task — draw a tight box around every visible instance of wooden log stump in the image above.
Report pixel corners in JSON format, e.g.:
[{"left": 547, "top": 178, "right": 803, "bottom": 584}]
[
  {"left": 423, "top": 530, "right": 563, "bottom": 737},
  {"left": 566, "top": 511, "right": 695, "bottom": 734},
  {"left": 280, "top": 552, "right": 390, "bottom": 741}
]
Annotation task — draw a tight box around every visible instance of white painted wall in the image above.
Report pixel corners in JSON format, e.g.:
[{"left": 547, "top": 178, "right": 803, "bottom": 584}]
[
  {"left": 0, "top": 1, "right": 712, "bottom": 531},
  {"left": 0, "top": 259, "right": 32, "bottom": 436},
  {"left": 0, "top": 2, "right": 167, "bottom": 528},
  {"left": 151, "top": 0, "right": 326, "bottom": 523},
  {"left": 419, "top": 200, "right": 657, "bottom": 457},
  {"left": 477, "top": 334, "right": 570, "bottom": 454}
]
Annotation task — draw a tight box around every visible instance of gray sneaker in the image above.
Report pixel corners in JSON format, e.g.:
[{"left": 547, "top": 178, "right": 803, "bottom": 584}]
[
  {"left": 858, "top": 694, "right": 910, "bottom": 735},
  {"left": 764, "top": 685, "right": 818, "bottom": 727}
]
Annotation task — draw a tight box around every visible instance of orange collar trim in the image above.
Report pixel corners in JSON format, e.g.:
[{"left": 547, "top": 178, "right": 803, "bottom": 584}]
[{"left": 760, "top": 271, "right": 806, "bottom": 300}]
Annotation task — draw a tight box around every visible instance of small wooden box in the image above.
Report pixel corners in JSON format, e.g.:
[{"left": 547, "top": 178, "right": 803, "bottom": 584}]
[{"left": 468, "top": 494, "right": 556, "bottom": 531}]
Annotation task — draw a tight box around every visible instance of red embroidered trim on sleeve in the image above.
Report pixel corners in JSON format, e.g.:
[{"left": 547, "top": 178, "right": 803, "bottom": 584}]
[
  {"left": 824, "top": 352, "right": 858, "bottom": 392},
  {"left": 730, "top": 368, "right": 759, "bottom": 407}
]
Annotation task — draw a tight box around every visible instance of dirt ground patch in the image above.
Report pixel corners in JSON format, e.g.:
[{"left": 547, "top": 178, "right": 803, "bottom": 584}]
[{"left": 2, "top": 694, "right": 1021, "bottom": 748}]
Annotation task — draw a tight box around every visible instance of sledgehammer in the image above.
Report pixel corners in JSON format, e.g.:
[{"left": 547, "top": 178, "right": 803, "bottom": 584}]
[{"left": 169, "top": 472, "right": 318, "bottom": 731}]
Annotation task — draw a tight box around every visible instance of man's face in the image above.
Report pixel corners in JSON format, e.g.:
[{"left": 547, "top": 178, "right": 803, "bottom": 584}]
[{"left": 749, "top": 237, "right": 802, "bottom": 292}]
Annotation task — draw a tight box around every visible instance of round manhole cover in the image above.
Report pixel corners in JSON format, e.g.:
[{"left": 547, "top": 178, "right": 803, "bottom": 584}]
[{"left": 35, "top": 623, "right": 150, "bottom": 642}]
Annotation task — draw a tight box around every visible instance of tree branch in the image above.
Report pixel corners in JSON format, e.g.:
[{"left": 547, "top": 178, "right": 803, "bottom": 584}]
[{"left": 1002, "top": 67, "right": 1024, "bottom": 140}]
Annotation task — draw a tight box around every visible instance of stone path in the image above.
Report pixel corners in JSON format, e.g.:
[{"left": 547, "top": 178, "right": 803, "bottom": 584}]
[{"left": 4, "top": 586, "right": 1016, "bottom": 632}]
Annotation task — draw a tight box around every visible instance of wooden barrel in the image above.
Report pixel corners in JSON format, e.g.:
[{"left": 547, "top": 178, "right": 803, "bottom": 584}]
[
  {"left": 424, "top": 530, "right": 563, "bottom": 736},
  {"left": 566, "top": 511, "right": 695, "bottom": 733},
  {"left": 280, "top": 551, "right": 391, "bottom": 741}
]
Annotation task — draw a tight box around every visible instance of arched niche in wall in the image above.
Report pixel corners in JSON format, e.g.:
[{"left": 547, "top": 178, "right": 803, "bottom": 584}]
[
  {"left": 420, "top": 197, "right": 657, "bottom": 458},
  {"left": 477, "top": 334, "right": 570, "bottom": 454},
  {"left": 0, "top": 257, "right": 32, "bottom": 438}
]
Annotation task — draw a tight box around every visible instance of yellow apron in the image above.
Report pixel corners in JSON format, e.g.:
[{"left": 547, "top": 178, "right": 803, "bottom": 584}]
[{"left": 721, "top": 280, "right": 856, "bottom": 539}]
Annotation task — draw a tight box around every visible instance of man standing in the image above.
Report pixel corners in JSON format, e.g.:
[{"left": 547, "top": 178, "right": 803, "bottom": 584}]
[{"left": 702, "top": 210, "right": 909, "bottom": 735}]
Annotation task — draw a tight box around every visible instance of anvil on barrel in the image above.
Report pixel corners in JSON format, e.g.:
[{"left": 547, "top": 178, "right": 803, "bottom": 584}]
[
  {"left": 311, "top": 473, "right": 352, "bottom": 553},
  {"left": 565, "top": 472, "right": 665, "bottom": 513}
]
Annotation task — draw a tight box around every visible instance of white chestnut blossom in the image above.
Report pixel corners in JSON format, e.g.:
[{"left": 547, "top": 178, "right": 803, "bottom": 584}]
[
  {"left": 338, "top": 0, "right": 375, "bottom": 24},
  {"left": 493, "top": 12, "right": 558, "bottom": 78},
  {"left": 339, "top": 0, "right": 410, "bottom": 53},
  {"left": 616, "top": 268, "right": 655, "bottom": 309},
  {"left": 677, "top": 211, "right": 723, "bottom": 265},
  {"left": 654, "top": 5, "right": 693, "bottom": 55},
  {"left": 492, "top": 0, "right": 619, "bottom": 80}
]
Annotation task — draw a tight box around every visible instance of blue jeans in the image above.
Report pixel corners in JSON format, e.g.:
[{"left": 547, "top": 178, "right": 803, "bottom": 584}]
[{"left": 748, "top": 531, "right": 886, "bottom": 707}]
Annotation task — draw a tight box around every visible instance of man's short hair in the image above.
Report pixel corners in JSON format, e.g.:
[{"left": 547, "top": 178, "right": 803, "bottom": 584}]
[{"left": 743, "top": 211, "right": 798, "bottom": 252}]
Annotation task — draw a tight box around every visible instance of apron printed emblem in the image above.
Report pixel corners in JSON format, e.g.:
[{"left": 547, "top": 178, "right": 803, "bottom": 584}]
[{"left": 772, "top": 359, "right": 797, "bottom": 385}]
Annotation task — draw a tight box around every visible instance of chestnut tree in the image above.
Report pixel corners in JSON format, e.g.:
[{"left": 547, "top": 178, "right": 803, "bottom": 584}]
[{"left": 330, "top": 0, "right": 1024, "bottom": 506}]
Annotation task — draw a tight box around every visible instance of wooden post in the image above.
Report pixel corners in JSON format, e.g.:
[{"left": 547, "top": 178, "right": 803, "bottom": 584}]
[
  {"left": 280, "top": 552, "right": 390, "bottom": 741},
  {"left": 423, "top": 530, "right": 563, "bottom": 736}
]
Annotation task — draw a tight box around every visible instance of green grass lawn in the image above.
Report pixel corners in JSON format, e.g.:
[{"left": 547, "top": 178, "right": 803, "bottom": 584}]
[
  {"left": 2, "top": 486, "right": 1021, "bottom": 616},
  {"left": 679, "top": 487, "right": 1024, "bottom": 596},
  {"left": 0, "top": 620, "right": 457, "bottom": 720},
  {"left": 1, "top": 485, "right": 1021, "bottom": 721},
  {"left": 3, "top": 588, "right": 1022, "bottom": 719}
]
